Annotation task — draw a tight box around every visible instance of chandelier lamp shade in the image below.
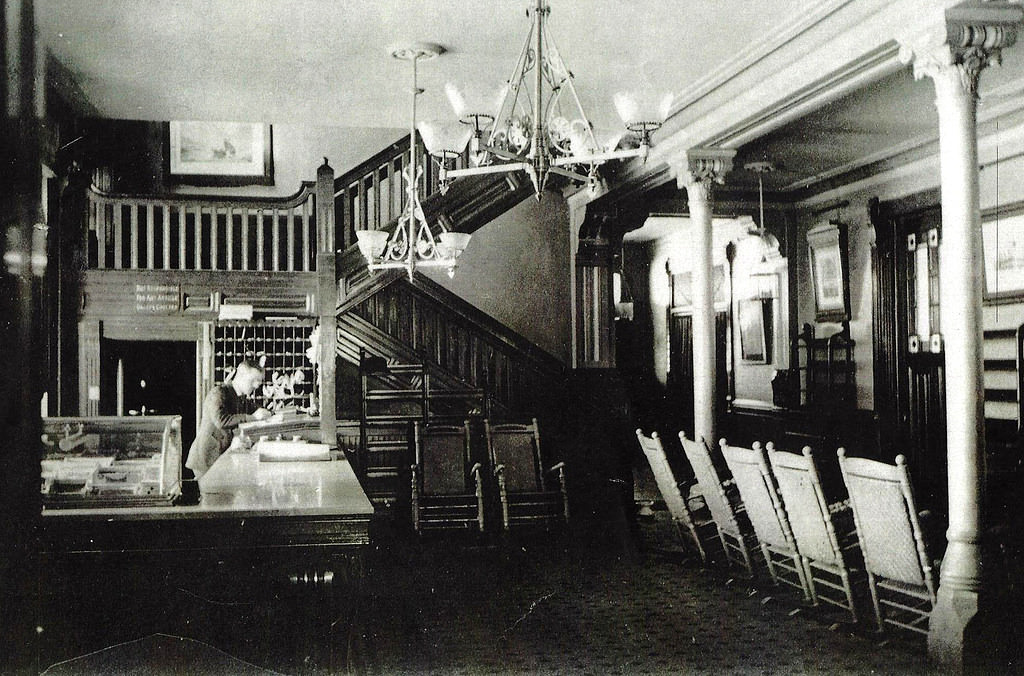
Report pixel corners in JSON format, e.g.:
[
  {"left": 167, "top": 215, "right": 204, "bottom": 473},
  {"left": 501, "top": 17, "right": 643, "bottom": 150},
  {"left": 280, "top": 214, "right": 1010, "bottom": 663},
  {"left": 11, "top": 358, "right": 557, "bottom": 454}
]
[
  {"left": 427, "top": 0, "right": 673, "bottom": 198},
  {"left": 356, "top": 42, "right": 472, "bottom": 280}
]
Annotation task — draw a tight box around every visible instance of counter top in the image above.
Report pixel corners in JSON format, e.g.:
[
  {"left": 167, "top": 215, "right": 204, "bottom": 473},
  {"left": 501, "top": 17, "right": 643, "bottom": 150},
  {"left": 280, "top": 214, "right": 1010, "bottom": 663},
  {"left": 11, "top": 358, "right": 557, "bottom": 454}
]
[{"left": 42, "top": 449, "right": 373, "bottom": 521}]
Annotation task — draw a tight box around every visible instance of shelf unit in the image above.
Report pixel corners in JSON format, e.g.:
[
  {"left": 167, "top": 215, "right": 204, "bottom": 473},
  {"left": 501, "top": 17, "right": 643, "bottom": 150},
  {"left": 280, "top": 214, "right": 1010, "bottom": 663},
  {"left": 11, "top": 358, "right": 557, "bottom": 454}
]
[
  {"left": 794, "top": 323, "right": 856, "bottom": 409},
  {"left": 202, "top": 319, "right": 318, "bottom": 413}
]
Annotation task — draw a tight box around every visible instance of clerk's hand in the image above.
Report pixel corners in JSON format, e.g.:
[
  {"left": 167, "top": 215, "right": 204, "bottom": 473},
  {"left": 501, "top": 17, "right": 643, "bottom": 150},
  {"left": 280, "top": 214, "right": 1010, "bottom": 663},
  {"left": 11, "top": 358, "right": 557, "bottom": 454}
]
[{"left": 252, "top": 407, "right": 273, "bottom": 421}]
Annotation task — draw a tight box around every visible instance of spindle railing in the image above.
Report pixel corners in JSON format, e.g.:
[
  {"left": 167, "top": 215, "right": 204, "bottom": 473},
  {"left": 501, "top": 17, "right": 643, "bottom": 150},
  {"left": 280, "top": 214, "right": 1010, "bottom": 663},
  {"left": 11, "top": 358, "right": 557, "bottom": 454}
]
[
  {"left": 87, "top": 182, "right": 318, "bottom": 272},
  {"left": 333, "top": 134, "right": 471, "bottom": 251}
]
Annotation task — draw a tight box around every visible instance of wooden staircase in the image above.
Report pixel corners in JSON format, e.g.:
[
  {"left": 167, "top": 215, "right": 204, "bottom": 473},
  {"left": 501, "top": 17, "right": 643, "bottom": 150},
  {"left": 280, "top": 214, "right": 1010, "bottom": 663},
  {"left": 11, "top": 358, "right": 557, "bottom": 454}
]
[{"left": 984, "top": 323, "right": 1023, "bottom": 480}]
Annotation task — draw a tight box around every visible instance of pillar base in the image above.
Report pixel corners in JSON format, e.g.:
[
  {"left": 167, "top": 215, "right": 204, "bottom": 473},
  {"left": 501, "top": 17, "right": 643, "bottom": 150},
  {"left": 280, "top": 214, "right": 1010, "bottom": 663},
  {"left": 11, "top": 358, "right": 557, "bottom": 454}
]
[{"left": 928, "top": 586, "right": 1018, "bottom": 672}]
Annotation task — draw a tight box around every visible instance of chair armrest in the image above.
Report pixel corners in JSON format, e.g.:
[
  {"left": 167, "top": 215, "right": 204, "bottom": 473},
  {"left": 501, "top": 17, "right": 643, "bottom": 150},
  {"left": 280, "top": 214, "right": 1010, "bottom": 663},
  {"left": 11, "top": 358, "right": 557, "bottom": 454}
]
[
  {"left": 547, "top": 461, "right": 566, "bottom": 474},
  {"left": 469, "top": 462, "right": 482, "bottom": 478},
  {"left": 494, "top": 463, "right": 505, "bottom": 477}
]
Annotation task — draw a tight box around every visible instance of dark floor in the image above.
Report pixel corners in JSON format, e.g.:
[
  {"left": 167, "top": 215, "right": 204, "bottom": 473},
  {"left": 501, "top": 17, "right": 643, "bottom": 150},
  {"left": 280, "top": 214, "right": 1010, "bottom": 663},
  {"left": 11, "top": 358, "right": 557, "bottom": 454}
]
[{"left": 36, "top": 505, "right": 1024, "bottom": 676}]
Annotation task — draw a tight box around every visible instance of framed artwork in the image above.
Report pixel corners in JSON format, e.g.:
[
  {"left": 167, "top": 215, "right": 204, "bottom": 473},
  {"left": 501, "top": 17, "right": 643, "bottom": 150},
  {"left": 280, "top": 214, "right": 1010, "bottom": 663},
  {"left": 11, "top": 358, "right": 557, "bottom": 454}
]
[
  {"left": 166, "top": 121, "right": 273, "bottom": 186},
  {"left": 806, "top": 220, "right": 850, "bottom": 322},
  {"left": 982, "top": 208, "right": 1024, "bottom": 303},
  {"left": 738, "top": 298, "right": 769, "bottom": 363},
  {"left": 670, "top": 265, "right": 727, "bottom": 309}
]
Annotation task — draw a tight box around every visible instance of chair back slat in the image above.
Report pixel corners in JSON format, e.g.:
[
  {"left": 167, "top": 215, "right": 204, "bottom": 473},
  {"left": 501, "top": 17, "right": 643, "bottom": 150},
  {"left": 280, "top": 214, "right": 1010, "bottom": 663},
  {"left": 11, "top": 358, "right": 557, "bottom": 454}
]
[
  {"left": 487, "top": 419, "right": 543, "bottom": 492},
  {"left": 415, "top": 422, "right": 471, "bottom": 496},
  {"left": 767, "top": 445, "right": 840, "bottom": 564},
  {"left": 720, "top": 441, "right": 790, "bottom": 549},
  {"left": 838, "top": 451, "right": 932, "bottom": 589}
]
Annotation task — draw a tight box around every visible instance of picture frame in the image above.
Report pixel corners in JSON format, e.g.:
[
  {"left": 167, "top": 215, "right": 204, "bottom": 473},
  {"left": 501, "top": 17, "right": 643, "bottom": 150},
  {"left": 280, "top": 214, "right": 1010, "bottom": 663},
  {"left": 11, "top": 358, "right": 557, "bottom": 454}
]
[
  {"left": 166, "top": 121, "right": 274, "bottom": 186},
  {"left": 670, "top": 265, "right": 727, "bottom": 310},
  {"left": 806, "top": 220, "right": 851, "bottom": 323},
  {"left": 982, "top": 207, "right": 1024, "bottom": 303},
  {"left": 738, "top": 298, "right": 770, "bottom": 363}
]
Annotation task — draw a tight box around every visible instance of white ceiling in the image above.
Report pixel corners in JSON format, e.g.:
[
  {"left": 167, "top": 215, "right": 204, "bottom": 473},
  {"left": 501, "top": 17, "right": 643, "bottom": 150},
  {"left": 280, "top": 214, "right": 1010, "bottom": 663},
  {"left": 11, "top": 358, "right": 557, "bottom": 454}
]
[
  {"left": 37, "top": 0, "right": 1024, "bottom": 197},
  {"left": 38, "top": 0, "right": 806, "bottom": 130}
]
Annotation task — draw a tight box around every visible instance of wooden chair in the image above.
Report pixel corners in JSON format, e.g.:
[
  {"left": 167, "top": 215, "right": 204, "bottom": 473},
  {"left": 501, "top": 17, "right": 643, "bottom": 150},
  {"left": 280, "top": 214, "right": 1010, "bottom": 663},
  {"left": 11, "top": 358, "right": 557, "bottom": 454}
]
[
  {"left": 411, "top": 420, "right": 484, "bottom": 533},
  {"left": 485, "top": 418, "right": 568, "bottom": 531},
  {"left": 837, "top": 449, "right": 938, "bottom": 635},
  {"left": 766, "top": 443, "right": 862, "bottom": 622},
  {"left": 635, "top": 429, "right": 717, "bottom": 564},
  {"left": 678, "top": 432, "right": 756, "bottom": 575},
  {"left": 719, "top": 439, "right": 812, "bottom": 601}
]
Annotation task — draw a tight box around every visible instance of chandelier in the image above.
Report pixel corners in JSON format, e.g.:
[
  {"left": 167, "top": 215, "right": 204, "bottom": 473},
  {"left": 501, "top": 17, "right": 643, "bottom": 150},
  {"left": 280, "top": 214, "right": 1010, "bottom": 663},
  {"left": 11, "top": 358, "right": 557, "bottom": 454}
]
[
  {"left": 418, "top": 0, "right": 672, "bottom": 199},
  {"left": 356, "top": 43, "right": 472, "bottom": 280}
]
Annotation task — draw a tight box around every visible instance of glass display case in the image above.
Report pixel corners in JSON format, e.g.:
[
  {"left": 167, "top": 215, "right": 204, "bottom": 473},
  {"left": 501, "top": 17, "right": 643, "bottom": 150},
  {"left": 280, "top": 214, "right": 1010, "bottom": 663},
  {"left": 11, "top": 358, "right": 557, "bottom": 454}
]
[{"left": 40, "top": 415, "right": 183, "bottom": 509}]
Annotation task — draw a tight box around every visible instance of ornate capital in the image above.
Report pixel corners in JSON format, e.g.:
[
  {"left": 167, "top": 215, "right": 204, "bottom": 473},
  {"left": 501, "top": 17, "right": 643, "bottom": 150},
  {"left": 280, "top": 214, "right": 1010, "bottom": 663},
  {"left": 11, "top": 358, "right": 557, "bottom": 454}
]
[
  {"left": 671, "top": 148, "right": 735, "bottom": 194},
  {"left": 898, "top": 2, "right": 1021, "bottom": 98}
]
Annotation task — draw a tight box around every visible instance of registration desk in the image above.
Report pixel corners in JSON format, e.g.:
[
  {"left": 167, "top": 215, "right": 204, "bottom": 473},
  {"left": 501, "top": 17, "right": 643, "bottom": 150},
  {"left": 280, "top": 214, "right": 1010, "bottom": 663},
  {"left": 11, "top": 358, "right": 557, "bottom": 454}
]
[{"left": 37, "top": 443, "right": 375, "bottom": 673}]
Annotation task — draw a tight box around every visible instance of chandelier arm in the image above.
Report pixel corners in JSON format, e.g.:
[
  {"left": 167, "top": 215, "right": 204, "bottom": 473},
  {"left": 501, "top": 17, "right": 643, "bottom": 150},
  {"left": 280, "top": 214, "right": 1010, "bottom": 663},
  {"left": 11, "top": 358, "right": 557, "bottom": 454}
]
[
  {"left": 487, "top": 20, "right": 535, "bottom": 152},
  {"left": 548, "top": 165, "right": 590, "bottom": 183},
  {"left": 551, "top": 146, "right": 646, "bottom": 167},
  {"left": 445, "top": 161, "right": 531, "bottom": 179}
]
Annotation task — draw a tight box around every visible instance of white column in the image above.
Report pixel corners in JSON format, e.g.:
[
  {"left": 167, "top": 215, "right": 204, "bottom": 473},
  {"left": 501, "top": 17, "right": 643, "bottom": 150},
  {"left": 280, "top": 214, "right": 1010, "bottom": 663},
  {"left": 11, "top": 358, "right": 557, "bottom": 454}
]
[
  {"left": 677, "top": 149, "right": 734, "bottom": 448},
  {"left": 900, "top": 4, "right": 1021, "bottom": 668}
]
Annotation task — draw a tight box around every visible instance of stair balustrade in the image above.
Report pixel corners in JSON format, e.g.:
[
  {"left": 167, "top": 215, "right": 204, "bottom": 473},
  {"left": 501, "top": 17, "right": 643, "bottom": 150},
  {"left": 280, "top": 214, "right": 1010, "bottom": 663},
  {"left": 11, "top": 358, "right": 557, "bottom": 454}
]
[{"left": 86, "top": 182, "right": 318, "bottom": 272}]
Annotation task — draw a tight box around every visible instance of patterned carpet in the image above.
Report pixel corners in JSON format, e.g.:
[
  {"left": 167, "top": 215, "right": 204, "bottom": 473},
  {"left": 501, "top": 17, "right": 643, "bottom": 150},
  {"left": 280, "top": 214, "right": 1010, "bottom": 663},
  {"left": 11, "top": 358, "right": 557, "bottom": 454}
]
[{"left": 360, "top": 512, "right": 943, "bottom": 675}]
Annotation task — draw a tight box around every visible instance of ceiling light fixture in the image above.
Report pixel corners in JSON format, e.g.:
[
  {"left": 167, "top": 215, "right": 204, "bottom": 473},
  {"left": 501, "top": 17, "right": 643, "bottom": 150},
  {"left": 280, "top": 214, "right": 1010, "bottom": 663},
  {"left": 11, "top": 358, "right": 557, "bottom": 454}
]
[
  {"left": 745, "top": 160, "right": 782, "bottom": 300},
  {"left": 356, "top": 43, "right": 471, "bottom": 280},
  {"left": 420, "top": 0, "right": 672, "bottom": 199}
]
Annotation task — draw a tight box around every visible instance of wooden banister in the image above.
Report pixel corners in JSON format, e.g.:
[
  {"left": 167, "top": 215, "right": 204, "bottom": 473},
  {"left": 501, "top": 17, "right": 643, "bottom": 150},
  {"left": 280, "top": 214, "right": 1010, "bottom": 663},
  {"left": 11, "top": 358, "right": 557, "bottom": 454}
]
[{"left": 86, "top": 181, "right": 318, "bottom": 273}]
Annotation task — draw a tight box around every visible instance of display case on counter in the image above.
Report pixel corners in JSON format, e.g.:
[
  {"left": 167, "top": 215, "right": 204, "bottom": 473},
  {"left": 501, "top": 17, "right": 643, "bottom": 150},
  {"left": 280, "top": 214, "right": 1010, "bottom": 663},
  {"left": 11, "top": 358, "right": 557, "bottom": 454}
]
[{"left": 40, "top": 415, "right": 182, "bottom": 510}]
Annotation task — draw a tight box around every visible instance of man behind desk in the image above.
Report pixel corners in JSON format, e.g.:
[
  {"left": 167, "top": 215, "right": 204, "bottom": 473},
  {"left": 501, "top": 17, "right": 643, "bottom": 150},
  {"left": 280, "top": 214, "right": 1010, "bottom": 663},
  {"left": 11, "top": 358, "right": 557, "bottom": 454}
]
[{"left": 185, "top": 359, "right": 272, "bottom": 479}]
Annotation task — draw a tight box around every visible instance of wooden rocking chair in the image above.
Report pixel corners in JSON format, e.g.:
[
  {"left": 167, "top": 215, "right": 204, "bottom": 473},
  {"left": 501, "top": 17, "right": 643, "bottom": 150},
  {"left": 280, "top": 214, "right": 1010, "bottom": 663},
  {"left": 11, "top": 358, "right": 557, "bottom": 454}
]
[
  {"left": 635, "top": 429, "right": 717, "bottom": 564},
  {"left": 678, "top": 432, "right": 756, "bottom": 575},
  {"left": 720, "top": 439, "right": 812, "bottom": 601},
  {"left": 767, "top": 443, "right": 862, "bottom": 622},
  {"left": 837, "top": 449, "right": 938, "bottom": 636},
  {"left": 485, "top": 418, "right": 568, "bottom": 531},
  {"left": 411, "top": 420, "right": 484, "bottom": 533}
]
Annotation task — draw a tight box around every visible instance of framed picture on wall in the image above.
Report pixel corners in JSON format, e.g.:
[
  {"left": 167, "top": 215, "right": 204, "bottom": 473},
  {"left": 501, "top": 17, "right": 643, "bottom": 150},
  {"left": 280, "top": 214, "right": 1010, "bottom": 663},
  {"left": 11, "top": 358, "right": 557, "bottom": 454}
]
[
  {"left": 982, "top": 208, "right": 1024, "bottom": 303},
  {"left": 669, "top": 265, "right": 727, "bottom": 309},
  {"left": 806, "top": 220, "right": 850, "bottom": 322},
  {"left": 738, "top": 298, "right": 769, "bottom": 363},
  {"left": 166, "top": 121, "right": 274, "bottom": 186}
]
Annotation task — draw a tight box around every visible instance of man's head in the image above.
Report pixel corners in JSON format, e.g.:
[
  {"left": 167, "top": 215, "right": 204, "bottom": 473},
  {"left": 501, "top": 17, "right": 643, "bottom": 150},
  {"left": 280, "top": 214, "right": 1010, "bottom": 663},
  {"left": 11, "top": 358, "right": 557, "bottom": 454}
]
[{"left": 231, "top": 359, "right": 265, "bottom": 396}]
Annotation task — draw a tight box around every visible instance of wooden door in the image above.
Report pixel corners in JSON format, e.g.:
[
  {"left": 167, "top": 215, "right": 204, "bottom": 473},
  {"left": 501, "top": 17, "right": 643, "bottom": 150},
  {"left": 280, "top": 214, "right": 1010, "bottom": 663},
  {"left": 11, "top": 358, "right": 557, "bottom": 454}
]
[
  {"left": 870, "top": 199, "right": 947, "bottom": 514},
  {"left": 667, "top": 312, "right": 729, "bottom": 438}
]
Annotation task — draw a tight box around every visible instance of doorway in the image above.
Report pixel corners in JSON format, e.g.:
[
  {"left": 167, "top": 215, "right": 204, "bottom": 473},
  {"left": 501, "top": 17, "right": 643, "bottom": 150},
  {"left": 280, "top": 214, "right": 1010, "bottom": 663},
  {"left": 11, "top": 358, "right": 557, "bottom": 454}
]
[{"left": 100, "top": 339, "right": 196, "bottom": 445}]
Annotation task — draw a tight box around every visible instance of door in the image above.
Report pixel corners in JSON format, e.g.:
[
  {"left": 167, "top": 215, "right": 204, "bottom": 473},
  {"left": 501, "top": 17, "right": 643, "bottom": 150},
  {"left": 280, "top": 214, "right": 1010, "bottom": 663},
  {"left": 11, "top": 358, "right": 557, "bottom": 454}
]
[
  {"left": 667, "top": 311, "right": 729, "bottom": 439},
  {"left": 871, "top": 200, "right": 946, "bottom": 515}
]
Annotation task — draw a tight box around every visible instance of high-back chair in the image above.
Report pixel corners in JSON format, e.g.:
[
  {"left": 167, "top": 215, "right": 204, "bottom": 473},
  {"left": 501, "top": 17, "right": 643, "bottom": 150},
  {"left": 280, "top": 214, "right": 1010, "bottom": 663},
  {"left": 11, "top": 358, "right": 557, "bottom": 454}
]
[
  {"left": 766, "top": 443, "right": 861, "bottom": 622},
  {"left": 837, "top": 449, "right": 938, "bottom": 635},
  {"left": 635, "top": 429, "right": 717, "bottom": 564},
  {"left": 411, "top": 420, "right": 484, "bottom": 533},
  {"left": 485, "top": 418, "right": 568, "bottom": 531},
  {"left": 720, "top": 439, "right": 811, "bottom": 601},
  {"left": 678, "top": 432, "right": 756, "bottom": 575}
]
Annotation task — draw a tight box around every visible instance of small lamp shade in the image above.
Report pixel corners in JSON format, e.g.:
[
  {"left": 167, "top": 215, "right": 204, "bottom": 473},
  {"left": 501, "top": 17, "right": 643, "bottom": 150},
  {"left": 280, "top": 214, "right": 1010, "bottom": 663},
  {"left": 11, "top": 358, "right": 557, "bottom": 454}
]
[
  {"left": 438, "top": 231, "right": 471, "bottom": 258},
  {"left": 613, "top": 90, "right": 674, "bottom": 131},
  {"left": 356, "top": 229, "right": 389, "bottom": 262},
  {"left": 418, "top": 120, "right": 473, "bottom": 158},
  {"left": 445, "top": 83, "right": 508, "bottom": 123}
]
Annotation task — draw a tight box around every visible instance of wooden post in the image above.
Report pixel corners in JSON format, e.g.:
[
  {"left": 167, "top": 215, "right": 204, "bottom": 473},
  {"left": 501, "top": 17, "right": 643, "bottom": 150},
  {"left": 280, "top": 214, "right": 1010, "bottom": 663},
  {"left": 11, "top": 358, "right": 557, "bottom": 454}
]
[{"left": 316, "top": 159, "right": 337, "bottom": 446}]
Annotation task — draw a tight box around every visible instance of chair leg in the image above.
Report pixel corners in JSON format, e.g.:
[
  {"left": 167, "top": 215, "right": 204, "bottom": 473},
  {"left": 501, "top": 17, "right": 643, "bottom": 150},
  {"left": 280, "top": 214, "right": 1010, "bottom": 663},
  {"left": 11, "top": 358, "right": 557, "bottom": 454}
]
[{"left": 866, "top": 572, "right": 884, "bottom": 633}]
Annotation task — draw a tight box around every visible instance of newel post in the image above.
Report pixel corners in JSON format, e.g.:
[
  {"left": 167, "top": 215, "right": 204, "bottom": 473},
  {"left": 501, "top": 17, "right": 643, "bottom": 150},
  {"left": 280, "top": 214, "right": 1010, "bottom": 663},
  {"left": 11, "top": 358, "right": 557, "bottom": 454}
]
[{"left": 316, "top": 158, "right": 337, "bottom": 445}]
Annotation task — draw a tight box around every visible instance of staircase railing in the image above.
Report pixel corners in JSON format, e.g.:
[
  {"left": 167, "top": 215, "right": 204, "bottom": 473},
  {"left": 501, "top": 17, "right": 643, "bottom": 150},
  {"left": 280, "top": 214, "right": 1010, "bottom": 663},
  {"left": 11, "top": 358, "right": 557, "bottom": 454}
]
[
  {"left": 87, "top": 182, "right": 318, "bottom": 272},
  {"left": 350, "top": 275, "right": 566, "bottom": 419}
]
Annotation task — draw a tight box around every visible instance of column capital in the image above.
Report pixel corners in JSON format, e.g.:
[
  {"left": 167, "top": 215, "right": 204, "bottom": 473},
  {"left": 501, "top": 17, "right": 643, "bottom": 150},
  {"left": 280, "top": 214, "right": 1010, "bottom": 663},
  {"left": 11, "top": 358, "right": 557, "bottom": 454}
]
[
  {"left": 670, "top": 148, "right": 736, "bottom": 191},
  {"left": 898, "top": 1, "right": 1022, "bottom": 97}
]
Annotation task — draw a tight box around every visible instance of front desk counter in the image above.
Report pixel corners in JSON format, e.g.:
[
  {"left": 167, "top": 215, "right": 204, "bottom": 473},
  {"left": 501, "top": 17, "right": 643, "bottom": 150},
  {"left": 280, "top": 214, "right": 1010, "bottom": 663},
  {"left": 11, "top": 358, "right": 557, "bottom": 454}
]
[{"left": 36, "top": 450, "right": 375, "bottom": 674}]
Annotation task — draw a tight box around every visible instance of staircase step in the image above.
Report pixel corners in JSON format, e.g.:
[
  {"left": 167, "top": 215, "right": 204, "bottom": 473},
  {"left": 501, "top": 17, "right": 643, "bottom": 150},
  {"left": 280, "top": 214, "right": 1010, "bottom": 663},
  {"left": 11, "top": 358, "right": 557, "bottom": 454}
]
[{"left": 985, "top": 399, "right": 1019, "bottom": 421}]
